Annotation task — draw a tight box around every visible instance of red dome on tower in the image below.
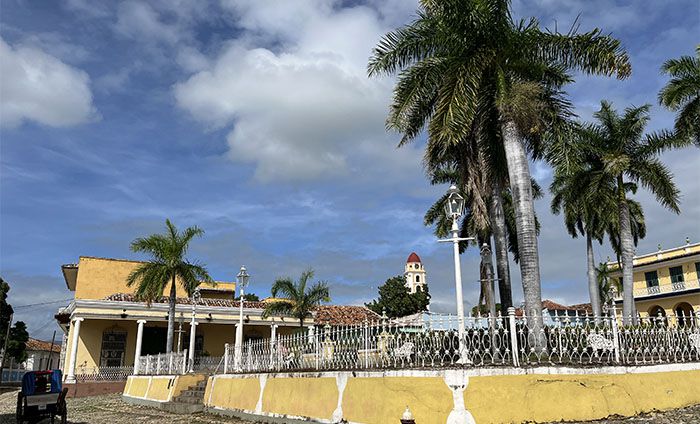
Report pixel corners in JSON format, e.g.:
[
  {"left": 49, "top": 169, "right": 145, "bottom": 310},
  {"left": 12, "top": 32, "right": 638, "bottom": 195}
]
[{"left": 406, "top": 252, "right": 421, "bottom": 263}]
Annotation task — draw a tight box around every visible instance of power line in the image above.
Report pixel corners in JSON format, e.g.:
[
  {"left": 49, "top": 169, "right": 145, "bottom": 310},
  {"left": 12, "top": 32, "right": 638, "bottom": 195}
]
[{"left": 13, "top": 299, "right": 72, "bottom": 309}]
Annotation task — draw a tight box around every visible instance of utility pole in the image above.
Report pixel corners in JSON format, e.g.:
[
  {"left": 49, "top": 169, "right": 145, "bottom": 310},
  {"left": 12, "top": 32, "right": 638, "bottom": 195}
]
[
  {"left": 48, "top": 330, "right": 57, "bottom": 370},
  {"left": 0, "top": 313, "right": 14, "bottom": 384}
]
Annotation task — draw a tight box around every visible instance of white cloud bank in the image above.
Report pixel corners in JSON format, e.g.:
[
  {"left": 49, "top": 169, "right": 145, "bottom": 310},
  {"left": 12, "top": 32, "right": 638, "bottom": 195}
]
[
  {"left": 174, "top": 1, "right": 415, "bottom": 182},
  {"left": 0, "top": 37, "right": 96, "bottom": 128}
]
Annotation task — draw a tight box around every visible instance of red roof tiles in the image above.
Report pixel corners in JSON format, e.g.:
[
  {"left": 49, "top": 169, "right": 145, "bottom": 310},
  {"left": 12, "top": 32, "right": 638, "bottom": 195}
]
[{"left": 26, "top": 338, "right": 61, "bottom": 353}]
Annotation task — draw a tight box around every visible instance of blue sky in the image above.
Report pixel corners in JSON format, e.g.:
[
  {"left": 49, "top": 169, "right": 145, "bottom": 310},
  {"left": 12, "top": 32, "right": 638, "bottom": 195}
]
[{"left": 1, "top": 0, "right": 698, "bottom": 341}]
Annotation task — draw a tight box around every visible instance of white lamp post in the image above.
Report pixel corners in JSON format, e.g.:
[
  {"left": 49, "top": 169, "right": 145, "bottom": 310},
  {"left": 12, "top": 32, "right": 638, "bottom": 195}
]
[
  {"left": 188, "top": 288, "right": 201, "bottom": 372},
  {"left": 235, "top": 265, "right": 250, "bottom": 370},
  {"left": 439, "top": 185, "right": 473, "bottom": 363}
]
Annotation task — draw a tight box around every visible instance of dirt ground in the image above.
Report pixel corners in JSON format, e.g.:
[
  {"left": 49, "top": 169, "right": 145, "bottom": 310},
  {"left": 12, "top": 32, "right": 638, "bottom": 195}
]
[{"left": 1, "top": 389, "right": 698, "bottom": 423}]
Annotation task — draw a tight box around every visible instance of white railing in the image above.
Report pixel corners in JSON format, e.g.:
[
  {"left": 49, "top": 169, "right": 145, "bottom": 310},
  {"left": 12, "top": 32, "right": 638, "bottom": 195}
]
[
  {"left": 223, "top": 309, "right": 700, "bottom": 374},
  {"left": 633, "top": 279, "right": 698, "bottom": 298},
  {"left": 136, "top": 351, "right": 188, "bottom": 375},
  {"left": 75, "top": 366, "right": 134, "bottom": 381}
]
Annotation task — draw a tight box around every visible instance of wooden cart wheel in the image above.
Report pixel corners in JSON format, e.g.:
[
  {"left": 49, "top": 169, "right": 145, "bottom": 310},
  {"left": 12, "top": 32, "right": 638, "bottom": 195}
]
[{"left": 15, "top": 392, "right": 23, "bottom": 424}]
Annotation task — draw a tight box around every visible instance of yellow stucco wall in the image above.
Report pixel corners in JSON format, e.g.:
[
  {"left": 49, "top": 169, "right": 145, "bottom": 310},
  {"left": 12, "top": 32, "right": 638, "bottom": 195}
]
[
  {"left": 73, "top": 256, "right": 232, "bottom": 300},
  {"left": 63, "top": 319, "right": 139, "bottom": 371},
  {"left": 207, "top": 377, "right": 261, "bottom": 412},
  {"left": 124, "top": 374, "right": 205, "bottom": 402},
  {"left": 204, "top": 368, "right": 700, "bottom": 424},
  {"left": 343, "top": 376, "right": 453, "bottom": 424},
  {"left": 263, "top": 377, "right": 337, "bottom": 419},
  {"left": 635, "top": 293, "right": 699, "bottom": 317}
]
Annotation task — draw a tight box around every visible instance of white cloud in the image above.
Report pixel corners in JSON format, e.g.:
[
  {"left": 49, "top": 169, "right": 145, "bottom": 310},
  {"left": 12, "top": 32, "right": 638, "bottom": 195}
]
[
  {"left": 0, "top": 37, "right": 96, "bottom": 128},
  {"left": 114, "top": 1, "right": 181, "bottom": 45},
  {"left": 174, "top": 1, "right": 417, "bottom": 182}
]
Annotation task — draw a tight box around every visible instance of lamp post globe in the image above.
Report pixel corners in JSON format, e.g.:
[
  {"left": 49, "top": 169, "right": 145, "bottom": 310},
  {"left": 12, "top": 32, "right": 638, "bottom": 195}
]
[{"left": 444, "top": 185, "right": 465, "bottom": 218}]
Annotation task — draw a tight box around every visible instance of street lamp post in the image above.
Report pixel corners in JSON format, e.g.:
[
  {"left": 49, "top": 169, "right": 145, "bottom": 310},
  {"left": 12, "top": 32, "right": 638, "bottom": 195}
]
[
  {"left": 188, "top": 288, "right": 201, "bottom": 372},
  {"left": 235, "top": 265, "right": 250, "bottom": 370},
  {"left": 438, "top": 185, "right": 474, "bottom": 363}
]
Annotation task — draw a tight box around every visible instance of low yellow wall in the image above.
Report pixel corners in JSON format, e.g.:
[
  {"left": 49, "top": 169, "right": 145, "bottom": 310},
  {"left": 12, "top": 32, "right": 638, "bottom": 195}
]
[
  {"left": 204, "top": 366, "right": 700, "bottom": 423},
  {"left": 124, "top": 374, "right": 205, "bottom": 403}
]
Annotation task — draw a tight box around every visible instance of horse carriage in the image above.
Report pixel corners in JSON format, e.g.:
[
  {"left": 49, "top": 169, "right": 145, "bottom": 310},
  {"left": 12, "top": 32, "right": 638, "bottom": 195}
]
[{"left": 16, "top": 370, "right": 68, "bottom": 424}]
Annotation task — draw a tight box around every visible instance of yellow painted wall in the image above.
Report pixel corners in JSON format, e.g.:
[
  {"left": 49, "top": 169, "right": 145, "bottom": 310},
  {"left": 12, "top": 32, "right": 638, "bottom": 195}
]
[
  {"left": 343, "top": 376, "right": 453, "bottom": 424},
  {"left": 263, "top": 377, "right": 337, "bottom": 419},
  {"left": 124, "top": 374, "right": 205, "bottom": 402},
  {"left": 63, "top": 319, "right": 138, "bottom": 371},
  {"left": 73, "top": 256, "right": 232, "bottom": 300},
  {"left": 207, "top": 377, "right": 260, "bottom": 412},
  {"left": 635, "top": 293, "right": 699, "bottom": 317},
  {"left": 204, "top": 369, "right": 700, "bottom": 424},
  {"left": 631, "top": 260, "right": 700, "bottom": 292}
]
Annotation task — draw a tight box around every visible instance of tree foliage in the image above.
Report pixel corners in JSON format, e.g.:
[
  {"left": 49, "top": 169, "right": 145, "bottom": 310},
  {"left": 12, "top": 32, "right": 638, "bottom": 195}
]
[
  {"left": 7, "top": 321, "right": 29, "bottom": 363},
  {"left": 127, "top": 219, "right": 213, "bottom": 352},
  {"left": 0, "top": 278, "right": 13, "bottom": 350},
  {"left": 262, "top": 269, "right": 330, "bottom": 327},
  {"left": 235, "top": 293, "right": 260, "bottom": 302},
  {"left": 659, "top": 45, "right": 700, "bottom": 146},
  {"left": 366, "top": 275, "right": 430, "bottom": 318}
]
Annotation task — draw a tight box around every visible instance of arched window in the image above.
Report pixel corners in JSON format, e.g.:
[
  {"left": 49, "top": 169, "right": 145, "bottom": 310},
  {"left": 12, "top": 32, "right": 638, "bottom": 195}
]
[
  {"left": 415, "top": 275, "right": 420, "bottom": 283},
  {"left": 100, "top": 326, "right": 127, "bottom": 367}
]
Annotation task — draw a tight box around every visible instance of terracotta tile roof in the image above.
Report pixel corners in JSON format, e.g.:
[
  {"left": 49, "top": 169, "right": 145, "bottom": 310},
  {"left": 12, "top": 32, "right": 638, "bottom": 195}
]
[
  {"left": 26, "top": 338, "right": 61, "bottom": 353},
  {"left": 103, "top": 293, "right": 267, "bottom": 309},
  {"left": 313, "top": 305, "right": 380, "bottom": 326},
  {"left": 103, "top": 294, "right": 378, "bottom": 325}
]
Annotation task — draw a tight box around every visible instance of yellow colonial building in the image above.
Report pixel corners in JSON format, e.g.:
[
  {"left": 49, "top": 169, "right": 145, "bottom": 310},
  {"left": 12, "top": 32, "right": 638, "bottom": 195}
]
[
  {"left": 610, "top": 240, "right": 700, "bottom": 321},
  {"left": 55, "top": 256, "right": 288, "bottom": 383},
  {"left": 55, "top": 256, "right": 374, "bottom": 384}
]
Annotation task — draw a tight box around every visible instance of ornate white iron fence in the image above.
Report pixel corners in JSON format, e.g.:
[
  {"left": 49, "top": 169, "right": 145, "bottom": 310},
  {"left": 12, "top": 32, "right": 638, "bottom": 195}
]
[
  {"left": 75, "top": 366, "right": 134, "bottom": 381},
  {"left": 136, "top": 351, "right": 188, "bottom": 375},
  {"left": 223, "top": 309, "right": 700, "bottom": 374}
]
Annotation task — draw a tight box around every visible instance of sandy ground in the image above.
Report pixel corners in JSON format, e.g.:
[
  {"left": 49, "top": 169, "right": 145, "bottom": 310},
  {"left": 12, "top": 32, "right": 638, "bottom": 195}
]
[{"left": 1, "top": 389, "right": 698, "bottom": 423}]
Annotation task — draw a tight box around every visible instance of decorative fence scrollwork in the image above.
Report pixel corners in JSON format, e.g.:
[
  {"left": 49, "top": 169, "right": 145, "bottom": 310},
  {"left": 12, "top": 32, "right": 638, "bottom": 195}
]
[{"left": 222, "top": 309, "right": 700, "bottom": 374}]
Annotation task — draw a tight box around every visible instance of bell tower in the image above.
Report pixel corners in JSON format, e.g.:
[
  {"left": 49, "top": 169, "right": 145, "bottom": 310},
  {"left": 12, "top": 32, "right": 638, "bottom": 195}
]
[{"left": 404, "top": 252, "right": 427, "bottom": 293}]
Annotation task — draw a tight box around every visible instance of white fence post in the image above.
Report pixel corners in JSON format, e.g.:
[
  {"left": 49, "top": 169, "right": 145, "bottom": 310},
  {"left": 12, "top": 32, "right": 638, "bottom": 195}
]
[
  {"left": 223, "top": 343, "right": 229, "bottom": 374},
  {"left": 610, "top": 301, "right": 621, "bottom": 364},
  {"left": 363, "top": 320, "right": 369, "bottom": 369},
  {"left": 507, "top": 307, "right": 519, "bottom": 367}
]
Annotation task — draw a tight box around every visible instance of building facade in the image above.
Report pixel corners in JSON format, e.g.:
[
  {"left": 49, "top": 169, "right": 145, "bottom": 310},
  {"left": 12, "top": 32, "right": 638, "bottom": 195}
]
[
  {"left": 55, "top": 256, "right": 374, "bottom": 383},
  {"left": 404, "top": 252, "right": 427, "bottom": 294},
  {"left": 609, "top": 240, "right": 700, "bottom": 321},
  {"left": 24, "top": 338, "right": 61, "bottom": 371}
]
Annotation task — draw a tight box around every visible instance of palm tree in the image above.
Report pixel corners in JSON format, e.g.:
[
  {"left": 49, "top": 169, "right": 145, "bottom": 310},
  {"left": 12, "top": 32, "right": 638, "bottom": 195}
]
[
  {"left": 596, "top": 262, "right": 620, "bottom": 307},
  {"left": 368, "top": 0, "right": 630, "bottom": 320},
  {"left": 659, "top": 45, "right": 700, "bottom": 146},
  {"left": 550, "top": 142, "right": 645, "bottom": 318},
  {"left": 578, "top": 101, "right": 688, "bottom": 323},
  {"left": 127, "top": 219, "right": 213, "bottom": 353},
  {"left": 262, "top": 269, "right": 331, "bottom": 327}
]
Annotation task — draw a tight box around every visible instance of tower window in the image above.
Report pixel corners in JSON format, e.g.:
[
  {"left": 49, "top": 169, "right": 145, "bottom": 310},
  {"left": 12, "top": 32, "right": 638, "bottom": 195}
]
[{"left": 415, "top": 275, "right": 420, "bottom": 283}]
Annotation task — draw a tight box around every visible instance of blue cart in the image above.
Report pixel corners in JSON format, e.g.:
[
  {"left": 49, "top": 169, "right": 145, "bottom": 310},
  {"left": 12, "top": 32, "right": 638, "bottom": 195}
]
[{"left": 15, "top": 370, "right": 68, "bottom": 424}]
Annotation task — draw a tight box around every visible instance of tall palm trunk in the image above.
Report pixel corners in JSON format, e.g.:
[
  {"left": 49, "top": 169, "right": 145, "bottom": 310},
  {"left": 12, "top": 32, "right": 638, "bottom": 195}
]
[
  {"left": 617, "top": 176, "right": 635, "bottom": 325},
  {"left": 166, "top": 275, "right": 176, "bottom": 353},
  {"left": 586, "top": 233, "right": 601, "bottom": 319},
  {"left": 502, "top": 121, "right": 543, "bottom": 324},
  {"left": 490, "top": 182, "right": 512, "bottom": 310}
]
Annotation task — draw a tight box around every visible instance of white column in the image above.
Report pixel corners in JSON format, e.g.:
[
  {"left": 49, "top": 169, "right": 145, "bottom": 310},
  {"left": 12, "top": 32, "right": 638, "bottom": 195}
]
[
  {"left": 188, "top": 322, "right": 197, "bottom": 372},
  {"left": 65, "top": 317, "right": 84, "bottom": 383},
  {"left": 133, "top": 320, "right": 147, "bottom": 375}
]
